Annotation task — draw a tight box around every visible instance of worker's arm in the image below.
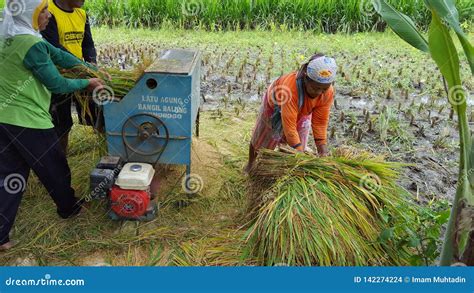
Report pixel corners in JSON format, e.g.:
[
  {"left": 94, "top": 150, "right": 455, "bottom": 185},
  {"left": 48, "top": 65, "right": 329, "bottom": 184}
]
[
  {"left": 41, "top": 40, "right": 96, "bottom": 70},
  {"left": 37, "top": 40, "right": 97, "bottom": 73},
  {"left": 82, "top": 16, "right": 97, "bottom": 64},
  {"left": 311, "top": 88, "right": 335, "bottom": 156},
  {"left": 280, "top": 87, "right": 304, "bottom": 151},
  {"left": 40, "top": 15, "right": 69, "bottom": 53},
  {"left": 23, "top": 42, "right": 89, "bottom": 94}
]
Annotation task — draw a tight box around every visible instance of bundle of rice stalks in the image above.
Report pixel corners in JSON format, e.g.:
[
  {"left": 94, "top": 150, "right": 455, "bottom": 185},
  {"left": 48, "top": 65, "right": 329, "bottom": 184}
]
[
  {"left": 61, "top": 59, "right": 152, "bottom": 121},
  {"left": 244, "top": 147, "right": 419, "bottom": 266}
]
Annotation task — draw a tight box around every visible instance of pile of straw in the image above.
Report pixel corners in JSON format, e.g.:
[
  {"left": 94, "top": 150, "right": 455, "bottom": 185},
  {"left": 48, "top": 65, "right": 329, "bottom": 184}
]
[{"left": 245, "top": 147, "right": 417, "bottom": 266}]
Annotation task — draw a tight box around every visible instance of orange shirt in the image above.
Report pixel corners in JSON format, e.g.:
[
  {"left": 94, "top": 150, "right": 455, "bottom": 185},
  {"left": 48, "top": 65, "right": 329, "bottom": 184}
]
[{"left": 266, "top": 72, "right": 334, "bottom": 148}]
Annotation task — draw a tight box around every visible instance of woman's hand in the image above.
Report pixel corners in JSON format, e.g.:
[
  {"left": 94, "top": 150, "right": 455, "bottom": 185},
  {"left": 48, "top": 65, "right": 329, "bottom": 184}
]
[
  {"left": 87, "top": 78, "right": 105, "bottom": 92},
  {"left": 317, "top": 144, "right": 329, "bottom": 157}
]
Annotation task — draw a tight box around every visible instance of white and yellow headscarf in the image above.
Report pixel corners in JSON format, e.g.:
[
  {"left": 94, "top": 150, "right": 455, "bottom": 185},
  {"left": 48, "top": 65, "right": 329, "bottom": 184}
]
[
  {"left": 1, "top": 0, "right": 48, "bottom": 38},
  {"left": 307, "top": 56, "right": 338, "bottom": 84}
]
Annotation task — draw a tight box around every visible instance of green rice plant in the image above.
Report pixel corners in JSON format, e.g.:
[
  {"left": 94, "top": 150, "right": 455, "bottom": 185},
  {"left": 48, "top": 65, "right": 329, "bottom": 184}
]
[
  {"left": 374, "top": 0, "right": 474, "bottom": 266},
  {"left": 377, "top": 107, "right": 414, "bottom": 150},
  {"left": 83, "top": 0, "right": 473, "bottom": 33},
  {"left": 244, "top": 147, "right": 422, "bottom": 266}
]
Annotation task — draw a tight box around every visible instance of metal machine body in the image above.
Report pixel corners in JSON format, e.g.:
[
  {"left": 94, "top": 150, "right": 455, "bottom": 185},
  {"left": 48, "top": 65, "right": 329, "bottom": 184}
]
[
  {"left": 103, "top": 49, "right": 201, "bottom": 175},
  {"left": 89, "top": 49, "right": 201, "bottom": 221}
]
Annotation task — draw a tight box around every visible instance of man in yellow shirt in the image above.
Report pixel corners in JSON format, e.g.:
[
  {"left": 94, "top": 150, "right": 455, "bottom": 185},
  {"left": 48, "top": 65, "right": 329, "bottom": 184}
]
[{"left": 41, "top": 0, "right": 101, "bottom": 154}]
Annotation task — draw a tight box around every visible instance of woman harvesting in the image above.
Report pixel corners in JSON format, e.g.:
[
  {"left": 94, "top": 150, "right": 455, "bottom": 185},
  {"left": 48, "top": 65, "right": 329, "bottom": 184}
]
[
  {"left": 0, "top": 0, "right": 104, "bottom": 251},
  {"left": 246, "top": 54, "right": 337, "bottom": 172}
]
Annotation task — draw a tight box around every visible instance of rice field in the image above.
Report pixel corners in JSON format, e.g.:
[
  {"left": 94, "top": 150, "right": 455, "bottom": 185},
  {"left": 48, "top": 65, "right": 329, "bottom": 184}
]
[
  {"left": 2, "top": 26, "right": 469, "bottom": 266},
  {"left": 79, "top": 0, "right": 473, "bottom": 32},
  {"left": 1, "top": 0, "right": 472, "bottom": 31}
]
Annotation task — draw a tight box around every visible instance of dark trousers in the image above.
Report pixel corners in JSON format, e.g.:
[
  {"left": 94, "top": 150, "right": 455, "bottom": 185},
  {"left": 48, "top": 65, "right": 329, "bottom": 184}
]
[
  {"left": 0, "top": 123, "right": 81, "bottom": 245},
  {"left": 50, "top": 94, "right": 74, "bottom": 141},
  {"left": 50, "top": 94, "right": 104, "bottom": 154}
]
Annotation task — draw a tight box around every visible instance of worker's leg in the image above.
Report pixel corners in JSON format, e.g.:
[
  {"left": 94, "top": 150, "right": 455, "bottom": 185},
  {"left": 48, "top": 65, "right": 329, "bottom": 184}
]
[
  {"left": 246, "top": 106, "right": 280, "bottom": 172},
  {"left": 245, "top": 143, "right": 258, "bottom": 173},
  {"left": 4, "top": 124, "right": 82, "bottom": 219},
  {"left": 0, "top": 124, "right": 31, "bottom": 247},
  {"left": 50, "top": 95, "right": 73, "bottom": 155},
  {"left": 297, "top": 115, "right": 312, "bottom": 151},
  {"left": 58, "top": 132, "right": 70, "bottom": 156}
]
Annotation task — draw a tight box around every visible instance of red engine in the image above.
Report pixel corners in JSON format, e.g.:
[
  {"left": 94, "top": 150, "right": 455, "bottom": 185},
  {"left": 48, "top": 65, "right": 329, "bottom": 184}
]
[
  {"left": 110, "top": 187, "right": 151, "bottom": 219},
  {"left": 90, "top": 160, "right": 158, "bottom": 221}
]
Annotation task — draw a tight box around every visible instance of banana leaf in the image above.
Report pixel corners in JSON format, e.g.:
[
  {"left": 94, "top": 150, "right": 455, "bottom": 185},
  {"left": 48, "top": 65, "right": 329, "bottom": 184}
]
[{"left": 373, "top": 0, "right": 429, "bottom": 52}]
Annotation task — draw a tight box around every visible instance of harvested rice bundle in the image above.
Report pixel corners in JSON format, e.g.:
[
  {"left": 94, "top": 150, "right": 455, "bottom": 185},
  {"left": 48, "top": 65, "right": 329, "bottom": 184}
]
[
  {"left": 61, "top": 59, "right": 152, "bottom": 121},
  {"left": 245, "top": 147, "right": 418, "bottom": 266},
  {"left": 64, "top": 65, "right": 138, "bottom": 97}
]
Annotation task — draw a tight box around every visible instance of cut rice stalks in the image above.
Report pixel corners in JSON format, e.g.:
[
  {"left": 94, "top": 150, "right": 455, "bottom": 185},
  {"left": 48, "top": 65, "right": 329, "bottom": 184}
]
[
  {"left": 244, "top": 146, "right": 419, "bottom": 266},
  {"left": 61, "top": 58, "right": 153, "bottom": 122},
  {"left": 173, "top": 230, "right": 256, "bottom": 266}
]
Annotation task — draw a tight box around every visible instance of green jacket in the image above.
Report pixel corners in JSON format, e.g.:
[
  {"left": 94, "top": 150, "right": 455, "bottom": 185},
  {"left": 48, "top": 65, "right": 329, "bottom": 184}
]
[{"left": 0, "top": 34, "right": 90, "bottom": 129}]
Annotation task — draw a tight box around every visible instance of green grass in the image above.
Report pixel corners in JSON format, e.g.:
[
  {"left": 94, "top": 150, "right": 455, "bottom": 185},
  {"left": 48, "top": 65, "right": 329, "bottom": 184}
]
[{"left": 83, "top": 0, "right": 472, "bottom": 32}]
